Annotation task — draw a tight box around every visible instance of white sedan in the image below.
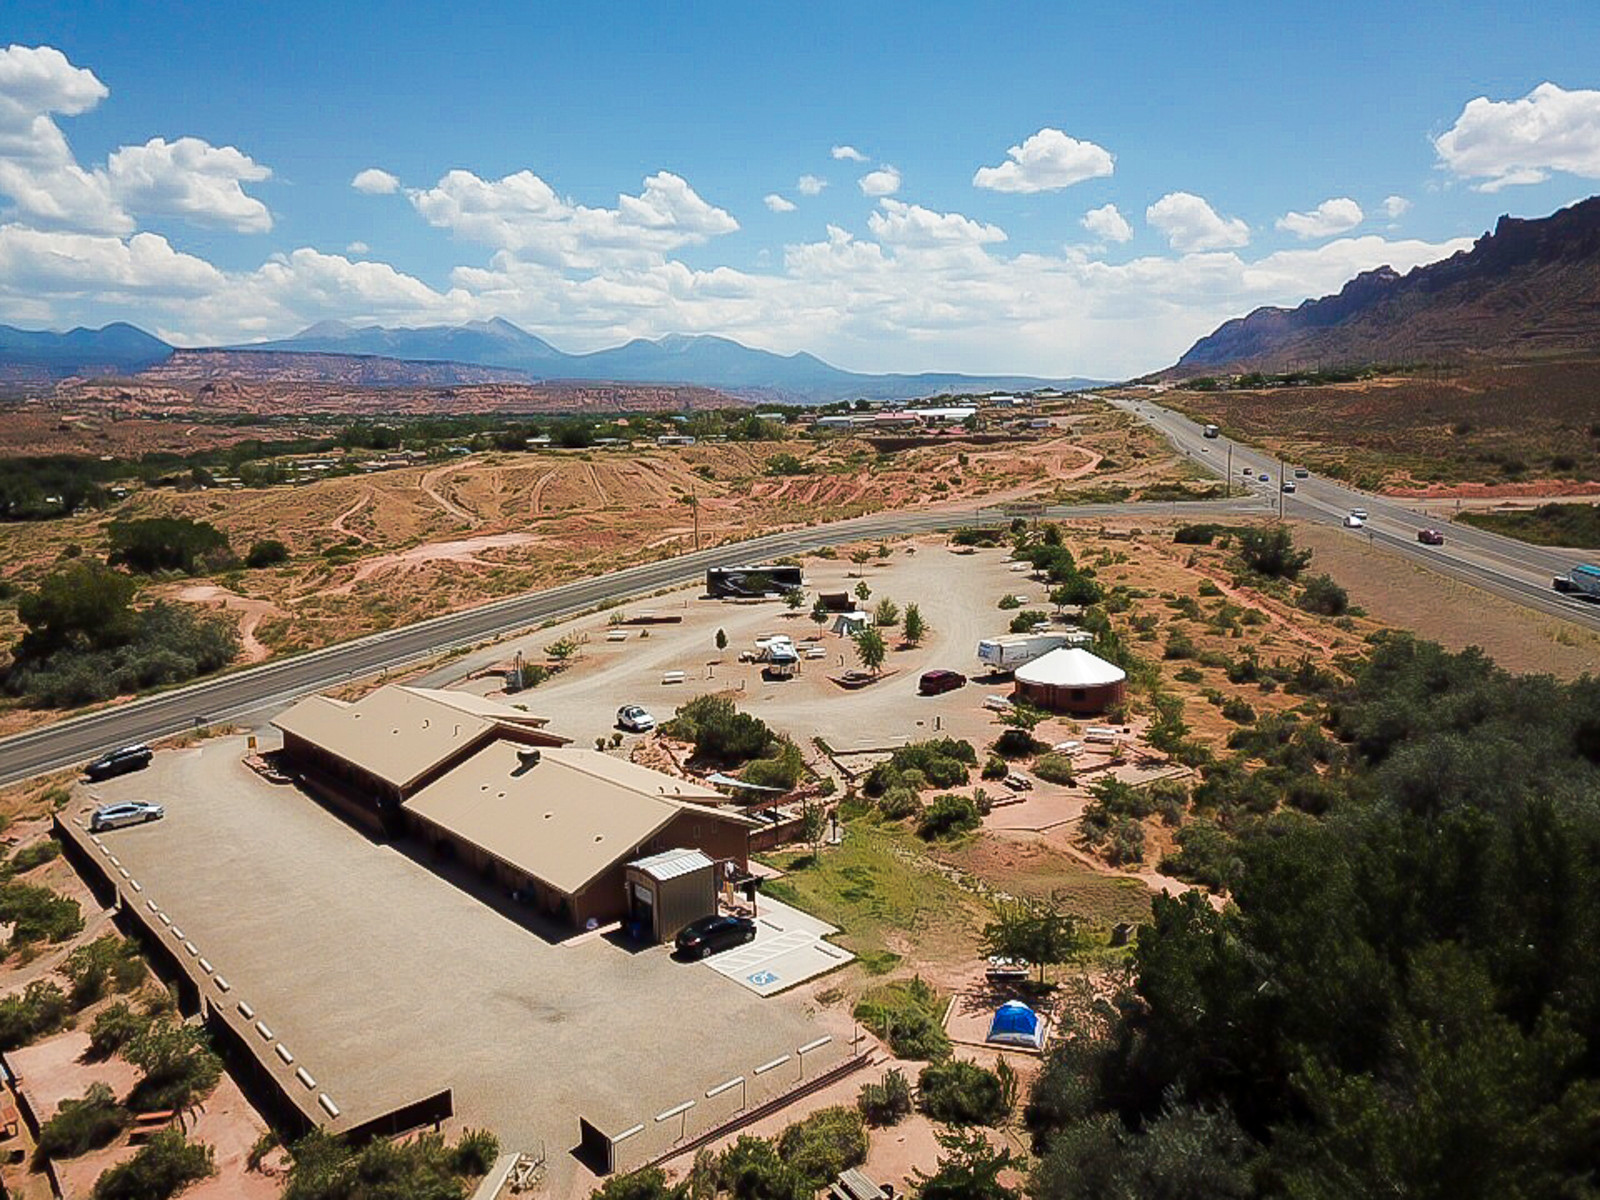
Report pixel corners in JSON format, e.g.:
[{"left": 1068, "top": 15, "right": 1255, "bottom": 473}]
[
  {"left": 90, "top": 802, "right": 165, "bottom": 833},
  {"left": 616, "top": 705, "right": 656, "bottom": 733},
  {"left": 1343, "top": 514, "right": 1365, "bottom": 529}
]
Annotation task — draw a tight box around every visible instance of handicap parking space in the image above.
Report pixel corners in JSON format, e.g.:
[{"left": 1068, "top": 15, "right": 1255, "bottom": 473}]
[{"left": 700, "top": 896, "right": 855, "bottom": 996}]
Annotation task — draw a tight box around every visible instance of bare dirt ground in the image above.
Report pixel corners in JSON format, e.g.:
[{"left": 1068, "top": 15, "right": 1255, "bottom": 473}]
[{"left": 1295, "top": 521, "right": 1600, "bottom": 677}]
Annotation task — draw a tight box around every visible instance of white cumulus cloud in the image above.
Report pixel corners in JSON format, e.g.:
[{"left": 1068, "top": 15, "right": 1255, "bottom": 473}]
[
  {"left": 796, "top": 174, "right": 826, "bottom": 196},
  {"left": 867, "top": 199, "right": 1006, "bottom": 247},
  {"left": 1382, "top": 195, "right": 1411, "bottom": 219},
  {"left": 351, "top": 167, "right": 400, "bottom": 195},
  {"left": 973, "top": 128, "right": 1115, "bottom": 193},
  {"left": 764, "top": 193, "right": 796, "bottom": 213},
  {"left": 1146, "top": 192, "right": 1250, "bottom": 252},
  {"left": 107, "top": 137, "right": 272, "bottom": 233},
  {"left": 831, "top": 144, "right": 867, "bottom": 162},
  {"left": 1434, "top": 82, "right": 1600, "bottom": 192},
  {"left": 1081, "top": 202, "right": 1133, "bottom": 243},
  {"left": 1276, "top": 197, "right": 1363, "bottom": 240},
  {"left": 858, "top": 165, "right": 901, "bottom": 197},
  {"left": 345, "top": 240, "right": 369, "bottom": 254}
]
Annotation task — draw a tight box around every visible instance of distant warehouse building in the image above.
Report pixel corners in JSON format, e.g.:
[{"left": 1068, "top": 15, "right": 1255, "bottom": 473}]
[
  {"left": 1012, "top": 647, "right": 1126, "bottom": 715},
  {"left": 272, "top": 684, "right": 755, "bottom": 932}
]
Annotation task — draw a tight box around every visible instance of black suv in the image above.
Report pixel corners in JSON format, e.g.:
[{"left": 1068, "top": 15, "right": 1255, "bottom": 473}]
[
  {"left": 84, "top": 745, "right": 153, "bottom": 782},
  {"left": 675, "top": 914, "right": 757, "bottom": 959}
]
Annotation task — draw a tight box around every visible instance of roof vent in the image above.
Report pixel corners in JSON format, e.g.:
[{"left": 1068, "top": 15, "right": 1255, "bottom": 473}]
[{"left": 518, "top": 749, "right": 542, "bottom": 768}]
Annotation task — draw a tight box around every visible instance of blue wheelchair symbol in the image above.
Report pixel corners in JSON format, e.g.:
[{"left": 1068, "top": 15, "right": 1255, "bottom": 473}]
[{"left": 749, "top": 970, "right": 779, "bottom": 986}]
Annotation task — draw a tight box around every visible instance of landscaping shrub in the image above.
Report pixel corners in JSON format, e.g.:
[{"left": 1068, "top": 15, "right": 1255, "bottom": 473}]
[
  {"left": 0, "top": 881, "right": 82, "bottom": 950},
  {"left": 950, "top": 528, "right": 1004, "bottom": 547},
  {"left": 993, "top": 728, "right": 1040, "bottom": 759},
  {"left": 877, "top": 786, "right": 922, "bottom": 821},
  {"left": 982, "top": 755, "right": 1009, "bottom": 780},
  {"left": 592, "top": 1167, "right": 682, "bottom": 1199},
  {"left": 124, "top": 1019, "right": 223, "bottom": 1112},
  {"left": 3, "top": 839, "right": 61, "bottom": 876},
  {"left": 36, "top": 1083, "right": 129, "bottom": 1160},
  {"left": 283, "top": 1128, "right": 488, "bottom": 1200},
  {"left": 1159, "top": 819, "right": 1240, "bottom": 891},
  {"left": 853, "top": 978, "right": 950, "bottom": 1061},
  {"left": 1032, "top": 753, "right": 1076, "bottom": 785},
  {"left": 1105, "top": 817, "right": 1146, "bottom": 866},
  {"left": 0, "top": 980, "right": 69, "bottom": 1049},
  {"left": 718, "top": 1135, "right": 807, "bottom": 1200},
  {"left": 918, "top": 795, "right": 981, "bottom": 841},
  {"left": 63, "top": 934, "right": 148, "bottom": 1007},
  {"left": 858, "top": 1068, "right": 913, "bottom": 1127},
  {"left": 997, "top": 594, "right": 1023, "bottom": 610},
  {"left": 92, "top": 1130, "right": 215, "bottom": 1200},
  {"left": 1008, "top": 610, "right": 1050, "bottom": 634},
  {"left": 89, "top": 1001, "right": 150, "bottom": 1058},
  {"left": 449, "top": 1128, "right": 500, "bottom": 1176},
  {"left": 740, "top": 740, "right": 805, "bottom": 791},
  {"left": 917, "top": 1059, "right": 1012, "bottom": 1126},
  {"left": 777, "top": 1106, "right": 868, "bottom": 1186},
  {"left": 865, "top": 738, "right": 975, "bottom": 794},
  {"left": 661, "top": 695, "right": 775, "bottom": 766}
]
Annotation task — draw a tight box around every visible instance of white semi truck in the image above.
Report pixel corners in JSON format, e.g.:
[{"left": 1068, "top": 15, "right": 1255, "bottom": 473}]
[{"left": 977, "top": 630, "right": 1089, "bottom": 673}]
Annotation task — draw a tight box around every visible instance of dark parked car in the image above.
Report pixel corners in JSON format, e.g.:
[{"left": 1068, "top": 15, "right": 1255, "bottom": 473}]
[
  {"left": 918, "top": 669, "right": 967, "bottom": 696},
  {"left": 675, "top": 914, "right": 757, "bottom": 959},
  {"left": 84, "top": 745, "right": 153, "bottom": 782}
]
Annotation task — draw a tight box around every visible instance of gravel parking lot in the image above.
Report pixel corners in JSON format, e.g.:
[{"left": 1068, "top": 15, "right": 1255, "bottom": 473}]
[{"left": 75, "top": 741, "right": 843, "bottom": 1193}]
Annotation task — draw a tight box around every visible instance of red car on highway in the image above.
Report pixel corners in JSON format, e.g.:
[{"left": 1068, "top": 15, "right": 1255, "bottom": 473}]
[{"left": 1417, "top": 529, "right": 1445, "bottom": 546}]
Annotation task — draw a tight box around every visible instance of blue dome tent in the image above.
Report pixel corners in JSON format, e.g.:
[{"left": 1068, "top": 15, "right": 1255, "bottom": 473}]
[{"left": 986, "top": 1001, "right": 1044, "bottom": 1049}]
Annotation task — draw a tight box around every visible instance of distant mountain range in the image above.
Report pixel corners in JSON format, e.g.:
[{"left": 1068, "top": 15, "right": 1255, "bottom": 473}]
[
  {"left": 0, "top": 316, "right": 1095, "bottom": 402},
  {"left": 1170, "top": 195, "right": 1600, "bottom": 376}
]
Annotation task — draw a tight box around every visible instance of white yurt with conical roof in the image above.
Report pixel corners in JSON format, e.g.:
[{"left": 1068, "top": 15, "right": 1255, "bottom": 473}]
[{"left": 1013, "top": 647, "right": 1126, "bottom": 714}]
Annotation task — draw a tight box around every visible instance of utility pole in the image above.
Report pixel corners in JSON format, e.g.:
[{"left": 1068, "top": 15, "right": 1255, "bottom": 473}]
[
  {"left": 1278, "top": 457, "right": 1285, "bottom": 520},
  {"left": 1226, "top": 443, "right": 1233, "bottom": 498},
  {"left": 689, "top": 484, "right": 700, "bottom": 551}
]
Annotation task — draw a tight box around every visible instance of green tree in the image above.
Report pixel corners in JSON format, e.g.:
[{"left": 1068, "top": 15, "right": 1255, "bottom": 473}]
[
  {"left": 917, "top": 1059, "right": 1012, "bottom": 1125},
  {"left": 545, "top": 636, "right": 580, "bottom": 663},
  {"left": 124, "top": 1019, "right": 222, "bottom": 1111},
  {"left": 106, "top": 517, "right": 233, "bottom": 575},
  {"left": 902, "top": 602, "right": 927, "bottom": 644},
  {"left": 810, "top": 597, "right": 830, "bottom": 628},
  {"left": 245, "top": 539, "right": 290, "bottom": 568},
  {"left": 873, "top": 598, "right": 900, "bottom": 627},
  {"left": 1298, "top": 573, "right": 1349, "bottom": 616},
  {"left": 980, "top": 902, "right": 1081, "bottom": 984},
  {"left": 715, "top": 628, "right": 728, "bottom": 652},
  {"left": 913, "top": 1128, "right": 1018, "bottom": 1200},
  {"left": 15, "top": 561, "right": 138, "bottom": 658},
  {"left": 854, "top": 579, "right": 872, "bottom": 604},
  {"left": 91, "top": 1130, "right": 215, "bottom": 1200},
  {"left": 36, "top": 1082, "right": 129, "bottom": 1160},
  {"left": 852, "top": 626, "right": 887, "bottom": 674}
]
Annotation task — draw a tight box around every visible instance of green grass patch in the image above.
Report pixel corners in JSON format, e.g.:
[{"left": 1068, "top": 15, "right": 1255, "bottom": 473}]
[
  {"left": 1458, "top": 502, "right": 1600, "bottom": 548},
  {"left": 760, "top": 821, "right": 986, "bottom": 968}
]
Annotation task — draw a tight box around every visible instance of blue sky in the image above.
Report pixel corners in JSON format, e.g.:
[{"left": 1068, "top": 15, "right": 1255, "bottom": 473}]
[{"left": 3, "top": 0, "right": 1599, "bottom": 376}]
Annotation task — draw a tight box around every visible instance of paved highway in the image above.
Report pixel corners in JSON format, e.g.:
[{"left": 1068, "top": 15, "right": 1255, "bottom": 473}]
[
  {"left": 1106, "top": 395, "right": 1600, "bottom": 630},
  {"left": 0, "top": 494, "right": 1265, "bottom": 786}
]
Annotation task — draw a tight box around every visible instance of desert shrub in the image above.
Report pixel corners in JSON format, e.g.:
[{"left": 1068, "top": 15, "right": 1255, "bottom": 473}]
[
  {"left": 661, "top": 695, "right": 775, "bottom": 766},
  {"left": 92, "top": 1130, "right": 215, "bottom": 1200},
  {"left": 777, "top": 1106, "right": 868, "bottom": 1186},
  {"left": 124, "top": 1019, "right": 222, "bottom": 1111},
  {"left": 993, "top": 727, "right": 1042, "bottom": 760},
  {"left": 89, "top": 1001, "right": 151, "bottom": 1058},
  {"left": 997, "top": 594, "right": 1023, "bottom": 610},
  {"left": 592, "top": 1167, "right": 681, "bottom": 1199},
  {"left": 0, "top": 881, "right": 83, "bottom": 950},
  {"left": 245, "top": 539, "right": 290, "bottom": 568},
  {"left": 36, "top": 1082, "right": 129, "bottom": 1160},
  {"left": 917, "top": 1059, "right": 1012, "bottom": 1126},
  {"left": 1105, "top": 817, "right": 1146, "bottom": 866},
  {"left": 982, "top": 755, "right": 1009, "bottom": 781},
  {"left": 878, "top": 786, "right": 922, "bottom": 821},
  {"left": 107, "top": 517, "right": 233, "bottom": 575},
  {"left": 1298, "top": 573, "right": 1349, "bottom": 616},
  {"left": 1174, "top": 665, "right": 1204, "bottom": 683},
  {"left": 1163, "top": 633, "right": 1198, "bottom": 660},
  {"left": 1159, "top": 819, "right": 1240, "bottom": 891},
  {"left": 951, "top": 528, "right": 1004, "bottom": 547},
  {"left": 1032, "top": 753, "right": 1076, "bottom": 785},
  {"left": 918, "top": 795, "right": 981, "bottom": 840},
  {"left": 1174, "top": 523, "right": 1224, "bottom": 545},
  {"left": 449, "top": 1128, "right": 500, "bottom": 1176},
  {"left": 3, "top": 838, "right": 60, "bottom": 876},
  {"left": 853, "top": 978, "right": 950, "bottom": 1061},
  {"left": 284, "top": 1128, "right": 487, "bottom": 1200},
  {"left": 1237, "top": 525, "right": 1311, "bottom": 580},
  {"left": 63, "top": 934, "right": 148, "bottom": 1007},
  {"left": 1009, "top": 610, "right": 1050, "bottom": 634},
  {"left": 858, "top": 1068, "right": 914, "bottom": 1126},
  {"left": 1220, "top": 696, "right": 1257, "bottom": 724}
]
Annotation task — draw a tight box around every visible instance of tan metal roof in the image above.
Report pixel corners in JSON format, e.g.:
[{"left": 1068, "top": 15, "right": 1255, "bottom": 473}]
[
  {"left": 401, "top": 743, "right": 749, "bottom": 896},
  {"left": 272, "top": 688, "right": 498, "bottom": 791},
  {"left": 397, "top": 686, "right": 555, "bottom": 729}
]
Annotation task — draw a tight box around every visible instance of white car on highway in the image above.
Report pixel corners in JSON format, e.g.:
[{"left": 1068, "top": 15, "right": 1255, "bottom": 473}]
[
  {"left": 616, "top": 705, "right": 656, "bottom": 733},
  {"left": 1343, "top": 514, "right": 1365, "bottom": 529}
]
